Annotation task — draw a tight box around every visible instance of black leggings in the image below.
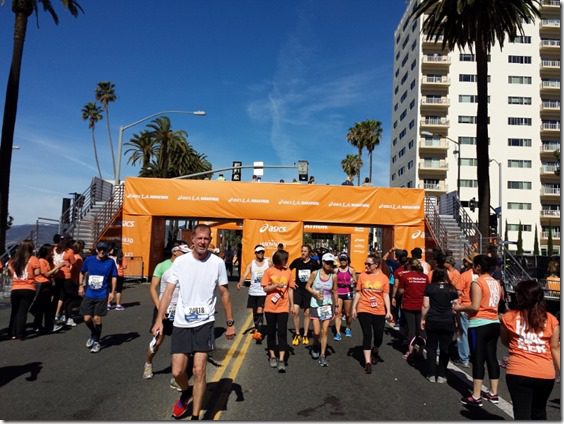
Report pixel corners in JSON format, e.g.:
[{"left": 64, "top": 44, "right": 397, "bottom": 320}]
[
  {"left": 506, "top": 374, "right": 555, "bottom": 420},
  {"left": 426, "top": 323, "right": 454, "bottom": 378},
  {"left": 62, "top": 279, "right": 78, "bottom": 319},
  {"left": 9, "top": 289, "right": 35, "bottom": 339},
  {"left": 357, "top": 313, "right": 385, "bottom": 350},
  {"left": 403, "top": 309, "right": 424, "bottom": 343},
  {"left": 265, "top": 312, "right": 288, "bottom": 353},
  {"left": 468, "top": 322, "right": 500, "bottom": 380},
  {"left": 32, "top": 283, "right": 54, "bottom": 330}
]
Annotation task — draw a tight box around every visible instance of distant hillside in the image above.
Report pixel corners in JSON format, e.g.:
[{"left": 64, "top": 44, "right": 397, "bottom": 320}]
[{"left": 7, "top": 224, "right": 59, "bottom": 248}]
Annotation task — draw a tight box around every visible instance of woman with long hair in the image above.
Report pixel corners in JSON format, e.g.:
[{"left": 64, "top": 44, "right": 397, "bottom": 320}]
[
  {"left": 31, "top": 244, "right": 62, "bottom": 333},
  {"left": 453, "top": 254, "right": 503, "bottom": 407},
  {"left": 53, "top": 236, "right": 76, "bottom": 325},
  {"left": 306, "top": 253, "right": 339, "bottom": 366},
  {"left": 333, "top": 253, "right": 356, "bottom": 341},
  {"left": 352, "top": 254, "right": 392, "bottom": 374},
  {"left": 500, "top": 280, "right": 560, "bottom": 420},
  {"left": 7, "top": 240, "right": 37, "bottom": 340},
  {"left": 261, "top": 250, "right": 295, "bottom": 373},
  {"left": 421, "top": 268, "right": 458, "bottom": 383}
]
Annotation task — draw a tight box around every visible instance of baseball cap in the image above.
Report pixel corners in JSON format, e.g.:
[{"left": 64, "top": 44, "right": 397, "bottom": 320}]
[
  {"left": 254, "top": 245, "right": 266, "bottom": 253},
  {"left": 322, "top": 252, "right": 337, "bottom": 264},
  {"left": 172, "top": 244, "right": 191, "bottom": 254},
  {"left": 338, "top": 253, "right": 349, "bottom": 260},
  {"left": 96, "top": 241, "right": 109, "bottom": 251}
]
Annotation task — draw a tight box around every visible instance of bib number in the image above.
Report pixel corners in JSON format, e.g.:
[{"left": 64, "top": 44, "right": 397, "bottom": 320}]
[
  {"left": 271, "top": 293, "right": 281, "bottom": 304},
  {"left": 88, "top": 275, "right": 104, "bottom": 290},
  {"left": 369, "top": 297, "right": 378, "bottom": 308},
  {"left": 317, "top": 304, "right": 333, "bottom": 320}
]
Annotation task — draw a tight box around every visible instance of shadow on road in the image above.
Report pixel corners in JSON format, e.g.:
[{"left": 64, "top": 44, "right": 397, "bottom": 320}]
[
  {"left": 202, "top": 377, "right": 243, "bottom": 420},
  {"left": 0, "top": 361, "right": 42, "bottom": 387},
  {"left": 100, "top": 331, "right": 140, "bottom": 348}
]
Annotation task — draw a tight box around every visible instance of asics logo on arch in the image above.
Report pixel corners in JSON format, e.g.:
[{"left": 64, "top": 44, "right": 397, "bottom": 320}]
[{"left": 259, "top": 223, "right": 288, "bottom": 233}]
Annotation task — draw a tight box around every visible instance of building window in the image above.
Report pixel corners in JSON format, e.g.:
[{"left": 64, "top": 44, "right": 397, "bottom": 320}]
[
  {"left": 508, "top": 76, "right": 532, "bottom": 84},
  {"left": 411, "top": 39, "right": 417, "bottom": 50},
  {"left": 508, "top": 117, "right": 532, "bottom": 126},
  {"left": 508, "top": 159, "right": 532, "bottom": 168},
  {"left": 459, "top": 95, "right": 478, "bottom": 103},
  {"left": 508, "top": 55, "right": 532, "bottom": 64},
  {"left": 394, "top": 103, "right": 398, "bottom": 111},
  {"left": 400, "top": 110, "right": 407, "bottom": 121},
  {"left": 460, "top": 53, "right": 475, "bottom": 61},
  {"left": 399, "top": 129, "right": 407, "bottom": 139},
  {"left": 408, "top": 139, "right": 414, "bottom": 149},
  {"left": 411, "top": 59, "right": 416, "bottom": 70},
  {"left": 459, "top": 136, "right": 476, "bottom": 145},
  {"left": 508, "top": 138, "right": 532, "bottom": 147},
  {"left": 407, "top": 160, "right": 414, "bottom": 170},
  {"left": 507, "top": 202, "right": 532, "bottom": 210},
  {"left": 511, "top": 35, "right": 531, "bottom": 44},
  {"left": 507, "top": 181, "right": 532, "bottom": 190},
  {"left": 410, "top": 79, "right": 416, "bottom": 89},
  {"left": 398, "top": 167, "right": 405, "bottom": 176},
  {"left": 460, "top": 180, "right": 478, "bottom": 188},
  {"left": 409, "top": 120, "right": 415, "bottom": 129},
  {"left": 409, "top": 99, "right": 415, "bottom": 110},
  {"left": 459, "top": 74, "right": 491, "bottom": 83},
  {"left": 508, "top": 96, "right": 532, "bottom": 105},
  {"left": 392, "top": 137, "right": 397, "bottom": 146},
  {"left": 393, "top": 120, "right": 398, "bottom": 129},
  {"left": 507, "top": 224, "right": 532, "bottom": 232},
  {"left": 459, "top": 115, "right": 477, "bottom": 124},
  {"left": 391, "top": 173, "right": 396, "bottom": 181},
  {"left": 392, "top": 155, "right": 397, "bottom": 164},
  {"left": 460, "top": 158, "right": 478, "bottom": 166},
  {"left": 398, "top": 147, "right": 406, "bottom": 158},
  {"left": 400, "top": 90, "right": 408, "bottom": 102},
  {"left": 401, "top": 72, "right": 408, "bottom": 85}
]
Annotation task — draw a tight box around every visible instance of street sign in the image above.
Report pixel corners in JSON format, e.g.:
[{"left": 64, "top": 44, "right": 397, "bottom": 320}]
[
  {"left": 253, "top": 161, "right": 264, "bottom": 176},
  {"left": 232, "top": 161, "right": 242, "bottom": 181},
  {"left": 297, "top": 160, "right": 308, "bottom": 182}
]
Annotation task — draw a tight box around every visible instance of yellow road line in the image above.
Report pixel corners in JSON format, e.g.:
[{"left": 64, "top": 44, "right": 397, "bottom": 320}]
[
  {"left": 210, "top": 312, "right": 254, "bottom": 384},
  {"left": 213, "top": 321, "right": 255, "bottom": 421}
]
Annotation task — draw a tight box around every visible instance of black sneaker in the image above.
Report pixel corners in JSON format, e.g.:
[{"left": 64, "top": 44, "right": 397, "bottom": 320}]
[
  {"left": 484, "top": 392, "right": 499, "bottom": 404},
  {"left": 460, "top": 395, "right": 483, "bottom": 407}
]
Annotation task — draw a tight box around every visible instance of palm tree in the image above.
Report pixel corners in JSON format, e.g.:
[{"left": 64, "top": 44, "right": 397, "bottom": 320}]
[
  {"left": 409, "top": 0, "right": 540, "bottom": 244},
  {"left": 124, "top": 130, "right": 156, "bottom": 174},
  {"left": 146, "top": 117, "right": 188, "bottom": 178},
  {"left": 341, "top": 154, "right": 363, "bottom": 185},
  {"left": 362, "top": 120, "right": 383, "bottom": 184},
  {"left": 0, "top": 0, "right": 82, "bottom": 255},
  {"left": 95, "top": 81, "right": 117, "bottom": 179},
  {"left": 533, "top": 224, "right": 539, "bottom": 256},
  {"left": 346, "top": 122, "right": 367, "bottom": 185},
  {"left": 81, "top": 102, "right": 104, "bottom": 179}
]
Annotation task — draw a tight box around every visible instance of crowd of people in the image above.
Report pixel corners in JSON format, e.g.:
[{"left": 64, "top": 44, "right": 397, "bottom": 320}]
[
  {"left": 4, "top": 234, "right": 126, "bottom": 349},
  {"left": 3, "top": 226, "right": 560, "bottom": 420}
]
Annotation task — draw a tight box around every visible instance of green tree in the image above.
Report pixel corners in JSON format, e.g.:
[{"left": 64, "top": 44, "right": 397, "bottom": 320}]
[
  {"left": 516, "top": 220, "right": 523, "bottom": 255},
  {"left": 346, "top": 120, "right": 382, "bottom": 185},
  {"left": 533, "top": 224, "right": 539, "bottom": 256},
  {"left": 95, "top": 81, "right": 117, "bottom": 179},
  {"left": 409, "top": 0, "right": 540, "bottom": 244},
  {"left": 81, "top": 101, "right": 104, "bottom": 179},
  {"left": 363, "top": 120, "right": 383, "bottom": 184},
  {"left": 547, "top": 223, "right": 554, "bottom": 257},
  {"left": 125, "top": 130, "right": 156, "bottom": 175},
  {"left": 146, "top": 117, "right": 188, "bottom": 178},
  {"left": 341, "top": 154, "right": 363, "bottom": 184},
  {"left": 0, "top": 0, "right": 82, "bottom": 255}
]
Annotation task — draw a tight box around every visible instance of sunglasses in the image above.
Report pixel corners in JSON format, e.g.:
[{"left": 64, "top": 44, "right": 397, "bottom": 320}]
[
  {"left": 323, "top": 261, "right": 336, "bottom": 265},
  {"left": 364, "top": 262, "right": 376, "bottom": 266}
]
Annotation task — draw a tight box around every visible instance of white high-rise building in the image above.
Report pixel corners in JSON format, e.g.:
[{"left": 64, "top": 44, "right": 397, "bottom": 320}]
[{"left": 390, "top": 0, "right": 561, "bottom": 255}]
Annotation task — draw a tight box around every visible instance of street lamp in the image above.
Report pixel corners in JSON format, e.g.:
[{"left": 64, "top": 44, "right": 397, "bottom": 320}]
[
  {"left": 114, "top": 110, "right": 206, "bottom": 186},
  {"left": 490, "top": 158, "right": 503, "bottom": 239},
  {"left": 421, "top": 131, "right": 460, "bottom": 199}
]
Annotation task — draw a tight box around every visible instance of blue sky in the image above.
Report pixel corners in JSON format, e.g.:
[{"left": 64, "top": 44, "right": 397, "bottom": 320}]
[{"left": 1, "top": 0, "right": 408, "bottom": 225}]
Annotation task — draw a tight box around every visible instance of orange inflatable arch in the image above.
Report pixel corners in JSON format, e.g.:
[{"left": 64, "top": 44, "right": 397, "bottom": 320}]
[{"left": 121, "top": 177, "right": 425, "bottom": 278}]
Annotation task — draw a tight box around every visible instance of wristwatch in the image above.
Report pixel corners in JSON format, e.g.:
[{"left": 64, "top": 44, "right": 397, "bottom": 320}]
[{"left": 226, "top": 320, "right": 235, "bottom": 327}]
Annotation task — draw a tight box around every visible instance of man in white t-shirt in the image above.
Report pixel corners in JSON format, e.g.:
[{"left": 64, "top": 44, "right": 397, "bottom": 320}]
[{"left": 153, "top": 224, "right": 236, "bottom": 420}]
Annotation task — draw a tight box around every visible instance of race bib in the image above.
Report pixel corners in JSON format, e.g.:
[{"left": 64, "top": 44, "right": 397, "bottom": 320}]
[
  {"left": 369, "top": 297, "right": 378, "bottom": 308},
  {"left": 298, "top": 269, "right": 310, "bottom": 283},
  {"left": 271, "top": 293, "right": 281, "bottom": 304},
  {"left": 88, "top": 275, "right": 104, "bottom": 290},
  {"left": 254, "top": 270, "right": 264, "bottom": 285},
  {"left": 318, "top": 304, "right": 333, "bottom": 320},
  {"left": 184, "top": 306, "right": 209, "bottom": 323}
]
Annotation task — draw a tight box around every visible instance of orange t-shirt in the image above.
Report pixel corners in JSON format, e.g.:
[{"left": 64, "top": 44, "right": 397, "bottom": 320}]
[
  {"left": 70, "top": 254, "right": 83, "bottom": 283},
  {"left": 9, "top": 259, "right": 36, "bottom": 291},
  {"left": 456, "top": 269, "right": 474, "bottom": 307},
  {"left": 502, "top": 310, "right": 559, "bottom": 379},
  {"left": 60, "top": 248, "right": 76, "bottom": 279},
  {"left": 470, "top": 274, "right": 503, "bottom": 321},
  {"left": 32, "top": 257, "right": 51, "bottom": 284},
  {"left": 261, "top": 267, "right": 295, "bottom": 313},
  {"left": 356, "top": 271, "right": 389, "bottom": 315}
]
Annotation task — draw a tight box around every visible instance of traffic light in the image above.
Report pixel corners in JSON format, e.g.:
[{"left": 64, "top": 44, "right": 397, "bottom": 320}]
[
  {"left": 231, "top": 161, "right": 242, "bottom": 181},
  {"left": 469, "top": 197, "right": 477, "bottom": 212},
  {"left": 297, "top": 160, "right": 309, "bottom": 182}
]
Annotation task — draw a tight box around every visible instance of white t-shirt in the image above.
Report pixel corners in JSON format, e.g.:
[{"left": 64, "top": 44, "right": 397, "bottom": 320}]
[
  {"left": 249, "top": 259, "right": 269, "bottom": 296},
  {"left": 160, "top": 267, "right": 180, "bottom": 317},
  {"left": 168, "top": 251, "right": 228, "bottom": 328}
]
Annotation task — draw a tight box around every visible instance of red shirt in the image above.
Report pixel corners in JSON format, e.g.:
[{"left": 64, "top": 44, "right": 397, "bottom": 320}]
[{"left": 399, "top": 270, "right": 429, "bottom": 311}]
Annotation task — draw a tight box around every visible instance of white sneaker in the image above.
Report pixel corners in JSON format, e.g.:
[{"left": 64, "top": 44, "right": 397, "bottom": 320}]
[
  {"left": 169, "top": 377, "right": 183, "bottom": 391},
  {"left": 143, "top": 363, "right": 153, "bottom": 379},
  {"left": 52, "top": 324, "right": 64, "bottom": 333},
  {"left": 66, "top": 318, "right": 77, "bottom": 327},
  {"left": 436, "top": 376, "right": 447, "bottom": 384},
  {"left": 85, "top": 337, "right": 95, "bottom": 348},
  {"left": 90, "top": 342, "right": 101, "bottom": 353}
]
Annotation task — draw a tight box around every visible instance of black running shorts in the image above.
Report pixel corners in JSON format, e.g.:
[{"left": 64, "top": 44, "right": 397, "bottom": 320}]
[{"left": 171, "top": 322, "right": 215, "bottom": 354}]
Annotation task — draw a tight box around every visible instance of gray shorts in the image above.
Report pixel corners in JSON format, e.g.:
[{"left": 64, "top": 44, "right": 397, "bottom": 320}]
[
  {"left": 79, "top": 296, "right": 108, "bottom": 317},
  {"left": 171, "top": 322, "right": 215, "bottom": 354}
]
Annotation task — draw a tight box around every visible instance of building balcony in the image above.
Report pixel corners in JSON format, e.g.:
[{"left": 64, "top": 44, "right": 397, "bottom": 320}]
[
  {"left": 421, "top": 117, "right": 449, "bottom": 130},
  {"left": 540, "top": 209, "right": 560, "bottom": 220},
  {"left": 420, "top": 96, "right": 449, "bottom": 110},
  {"left": 540, "top": 142, "right": 561, "bottom": 158},
  {"left": 418, "top": 181, "right": 447, "bottom": 194},
  {"left": 421, "top": 75, "right": 450, "bottom": 88},
  {"left": 540, "top": 80, "right": 561, "bottom": 92},
  {"left": 418, "top": 160, "right": 448, "bottom": 174},
  {"left": 540, "top": 121, "right": 561, "bottom": 134},
  {"left": 422, "top": 54, "right": 451, "bottom": 69},
  {"left": 540, "top": 59, "right": 561, "bottom": 76},
  {"left": 540, "top": 186, "right": 561, "bottom": 198},
  {"left": 540, "top": 165, "right": 560, "bottom": 179},
  {"left": 541, "top": 0, "right": 561, "bottom": 8},
  {"left": 419, "top": 137, "right": 449, "bottom": 152},
  {"left": 540, "top": 19, "right": 561, "bottom": 33},
  {"left": 541, "top": 99, "right": 561, "bottom": 112},
  {"left": 541, "top": 231, "right": 560, "bottom": 240},
  {"left": 421, "top": 34, "right": 444, "bottom": 48},
  {"left": 540, "top": 39, "right": 561, "bottom": 51}
]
